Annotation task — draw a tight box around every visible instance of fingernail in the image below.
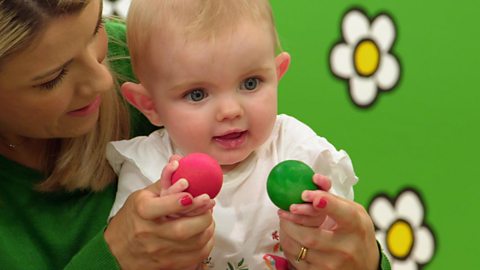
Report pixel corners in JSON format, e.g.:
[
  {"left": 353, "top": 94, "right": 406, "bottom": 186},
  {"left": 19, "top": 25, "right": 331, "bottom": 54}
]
[
  {"left": 171, "top": 160, "right": 179, "bottom": 170},
  {"left": 197, "top": 194, "right": 211, "bottom": 200},
  {"left": 178, "top": 178, "right": 189, "bottom": 189},
  {"left": 180, "top": 195, "right": 193, "bottom": 206},
  {"left": 301, "top": 191, "right": 311, "bottom": 201},
  {"left": 315, "top": 198, "right": 327, "bottom": 209}
]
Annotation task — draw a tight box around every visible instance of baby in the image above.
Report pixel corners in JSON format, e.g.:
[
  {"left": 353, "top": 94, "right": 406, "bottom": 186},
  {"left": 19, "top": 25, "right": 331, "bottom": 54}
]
[{"left": 107, "top": 0, "right": 358, "bottom": 269}]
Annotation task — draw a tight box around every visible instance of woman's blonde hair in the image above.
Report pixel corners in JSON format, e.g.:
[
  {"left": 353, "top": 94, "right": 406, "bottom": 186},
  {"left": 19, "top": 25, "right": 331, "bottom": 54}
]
[
  {"left": 126, "top": 0, "right": 282, "bottom": 78},
  {"left": 0, "top": 0, "right": 130, "bottom": 191}
]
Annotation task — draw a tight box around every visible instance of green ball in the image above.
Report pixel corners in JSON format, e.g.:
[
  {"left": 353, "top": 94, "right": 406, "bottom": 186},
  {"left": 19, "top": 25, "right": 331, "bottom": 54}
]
[{"left": 267, "top": 160, "right": 317, "bottom": 211}]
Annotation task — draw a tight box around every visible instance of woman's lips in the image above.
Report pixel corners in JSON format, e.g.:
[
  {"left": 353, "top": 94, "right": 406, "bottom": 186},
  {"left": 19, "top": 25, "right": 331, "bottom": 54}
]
[
  {"left": 213, "top": 131, "right": 247, "bottom": 149},
  {"left": 68, "top": 96, "right": 101, "bottom": 117}
]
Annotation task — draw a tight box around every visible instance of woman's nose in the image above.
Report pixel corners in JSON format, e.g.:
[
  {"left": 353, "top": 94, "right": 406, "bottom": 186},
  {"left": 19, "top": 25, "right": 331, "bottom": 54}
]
[{"left": 75, "top": 53, "right": 113, "bottom": 98}]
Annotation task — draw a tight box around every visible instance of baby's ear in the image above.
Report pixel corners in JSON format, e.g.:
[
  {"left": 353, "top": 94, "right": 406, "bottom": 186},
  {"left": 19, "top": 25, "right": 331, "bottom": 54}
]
[
  {"left": 121, "top": 82, "right": 162, "bottom": 126},
  {"left": 275, "top": 52, "right": 291, "bottom": 80}
]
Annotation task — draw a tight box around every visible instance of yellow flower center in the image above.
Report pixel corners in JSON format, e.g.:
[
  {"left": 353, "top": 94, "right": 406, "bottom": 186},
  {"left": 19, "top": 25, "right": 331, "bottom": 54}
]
[
  {"left": 387, "top": 220, "right": 414, "bottom": 259},
  {"left": 354, "top": 39, "right": 380, "bottom": 77}
]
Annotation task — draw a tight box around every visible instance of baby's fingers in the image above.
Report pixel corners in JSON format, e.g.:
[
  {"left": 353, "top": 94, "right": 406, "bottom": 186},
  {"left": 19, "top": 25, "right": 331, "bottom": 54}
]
[
  {"left": 313, "top": 174, "right": 332, "bottom": 192},
  {"left": 176, "top": 194, "right": 215, "bottom": 217},
  {"left": 157, "top": 160, "right": 179, "bottom": 195},
  {"left": 182, "top": 197, "right": 216, "bottom": 216},
  {"left": 157, "top": 155, "right": 183, "bottom": 196},
  {"left": 164, "top": 178, "right": 189, "bottom": 195},
  {"left": 278, "top": 208, "right": 327, "bottom": 227}
]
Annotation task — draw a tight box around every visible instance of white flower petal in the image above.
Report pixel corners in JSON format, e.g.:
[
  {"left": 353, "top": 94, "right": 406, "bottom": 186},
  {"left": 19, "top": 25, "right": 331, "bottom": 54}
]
[
  {"left": 349, "top": 77, "right": 377, "bottom": 106},
  {"left": 375, "top": 54, "right": 400, "bottom": 90},
  {"left": 393, "top": 259, "right": 419, "bottom": 270},
  {"left": 343, "top": 10, "right": 370, "bottom": 45},
  {"left": 370, "top": 197, "right": 397, "bottom": 229},
  {"left": 376, "top": 231, "right": 387, "bottom": 249},
  {"left": 330, "top": 44, "right": 354, "bottom": 79},
  {"left": 396, "top": 191, "right": 424, "bottom": 227},
  {"left": 376, "top": 231, "right": 394, "bottom": 262},
  {"left": 412, "top": 227, "right": 435, "bottom": 263},
  {"left": 371, "top": 15, "right": 396, "bottom": 51}
]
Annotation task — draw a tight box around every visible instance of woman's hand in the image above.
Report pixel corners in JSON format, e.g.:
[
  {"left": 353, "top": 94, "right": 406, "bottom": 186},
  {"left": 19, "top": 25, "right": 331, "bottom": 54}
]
[
  {"left": 104, "top": 156, "right": 215, "bottom": 270},
  {"left": 278, "top": 175, "right": 379, "bottom": 270}
]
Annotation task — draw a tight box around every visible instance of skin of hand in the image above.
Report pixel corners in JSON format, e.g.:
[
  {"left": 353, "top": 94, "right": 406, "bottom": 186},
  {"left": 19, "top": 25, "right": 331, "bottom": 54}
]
[
  {"left": 104, "top": 156, "right": 216, "bottom": 270},
  {"left": 277, "top": 175, "right": 380, "bottom": 270}
]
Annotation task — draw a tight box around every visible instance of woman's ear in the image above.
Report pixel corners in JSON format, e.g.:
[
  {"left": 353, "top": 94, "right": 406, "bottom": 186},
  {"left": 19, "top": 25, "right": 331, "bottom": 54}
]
[
  {"left": 275, "top": 52, "right": 291, "bottom": 81},
  {"left": 121, "top": 82, "right": 162, "bottom": 126}
]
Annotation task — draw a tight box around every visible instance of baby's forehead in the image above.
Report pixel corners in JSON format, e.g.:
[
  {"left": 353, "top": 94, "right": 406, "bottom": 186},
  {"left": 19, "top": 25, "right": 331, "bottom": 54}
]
[{"left": 127, "top": 0, "right": 280, "bottom": 66}]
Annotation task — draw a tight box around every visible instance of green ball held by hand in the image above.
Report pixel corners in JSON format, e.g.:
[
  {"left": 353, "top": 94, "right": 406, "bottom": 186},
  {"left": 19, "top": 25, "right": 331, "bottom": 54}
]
[{"left": 267, "top": 160, "right": 317, "bottom": 211}]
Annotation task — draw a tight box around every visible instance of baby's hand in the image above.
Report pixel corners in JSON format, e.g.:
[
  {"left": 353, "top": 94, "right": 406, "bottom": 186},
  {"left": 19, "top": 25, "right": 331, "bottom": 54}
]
[
  {"left": 158, "top": 155, "right": 215, "bottom": 218},
  {"left": 277, "top": 174, "right": 336, "bottom": 229}
]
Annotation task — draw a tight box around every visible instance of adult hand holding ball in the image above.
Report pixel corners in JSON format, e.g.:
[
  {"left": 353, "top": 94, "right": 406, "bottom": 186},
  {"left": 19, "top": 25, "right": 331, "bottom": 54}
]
[
  {"left": 171, "top": 153, "right": 223, "bottom": 198},
  {"left": 267, "top": 160, "right": 318, "bottom": 211}
]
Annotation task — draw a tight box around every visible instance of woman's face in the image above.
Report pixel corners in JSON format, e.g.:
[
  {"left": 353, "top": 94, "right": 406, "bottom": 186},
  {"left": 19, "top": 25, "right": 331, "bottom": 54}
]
[{"left": 0, "top": 0, "right": 112, "bottom": 141}]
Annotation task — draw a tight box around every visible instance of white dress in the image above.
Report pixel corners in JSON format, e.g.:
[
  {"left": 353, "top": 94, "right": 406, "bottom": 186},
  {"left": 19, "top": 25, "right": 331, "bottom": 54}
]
[{"left": 107, "top": 114, "right": 358, "bottom": 270}]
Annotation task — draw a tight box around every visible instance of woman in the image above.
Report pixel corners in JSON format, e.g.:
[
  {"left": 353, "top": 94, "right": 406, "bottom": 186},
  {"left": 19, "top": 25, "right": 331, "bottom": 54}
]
[{"left": 0, "top": 0, "right": 214, "bottom": 269}]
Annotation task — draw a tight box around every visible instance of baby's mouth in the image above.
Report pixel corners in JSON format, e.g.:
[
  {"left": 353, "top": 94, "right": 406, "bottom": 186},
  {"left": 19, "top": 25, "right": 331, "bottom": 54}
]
[
  {"left": 213, "top": 131, "right": 247, "bottom": 149},
  {"left": 214, "top": 131, "right": 246, "bottom": 140}
]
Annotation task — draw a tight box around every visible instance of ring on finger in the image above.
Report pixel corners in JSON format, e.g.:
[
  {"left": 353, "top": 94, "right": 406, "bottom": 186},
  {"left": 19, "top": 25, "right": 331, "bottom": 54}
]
[{"left": 295, "top": 246, "right": 308, "bottom": 262}]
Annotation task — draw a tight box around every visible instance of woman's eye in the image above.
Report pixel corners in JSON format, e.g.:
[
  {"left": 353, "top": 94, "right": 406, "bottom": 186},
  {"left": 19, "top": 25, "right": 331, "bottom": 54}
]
[
  {"left": 241, "top": 77, "right": 260, "bottom": 91},
  {"left": 37, "top": 68, "right": 69, "bottom": 90},
  {"left": 94, "top": 18, "right": 105, "bottom": 35},
  {"left": 186, "top": 89, "right": 207, "bottom": 102}
]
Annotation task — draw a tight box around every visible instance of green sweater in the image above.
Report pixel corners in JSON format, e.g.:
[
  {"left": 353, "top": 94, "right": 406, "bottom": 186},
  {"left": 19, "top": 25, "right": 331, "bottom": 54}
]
[
  {"left": 0, "top": 20, "right": 150, "bottom": 270},
  {"left": 0, "top": 161, "right": 118, "bottom": 269}
]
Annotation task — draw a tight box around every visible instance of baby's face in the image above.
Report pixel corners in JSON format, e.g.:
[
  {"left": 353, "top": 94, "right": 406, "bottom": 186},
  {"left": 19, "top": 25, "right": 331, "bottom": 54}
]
[{"left": 143, "top": 21, "right": 282, "bottom": 171}]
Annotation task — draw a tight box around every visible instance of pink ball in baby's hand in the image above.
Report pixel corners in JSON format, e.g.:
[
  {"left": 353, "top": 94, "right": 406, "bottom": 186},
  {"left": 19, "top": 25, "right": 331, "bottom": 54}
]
[{"left": 171, "top": 153, "right": 223, "bottom": 198}]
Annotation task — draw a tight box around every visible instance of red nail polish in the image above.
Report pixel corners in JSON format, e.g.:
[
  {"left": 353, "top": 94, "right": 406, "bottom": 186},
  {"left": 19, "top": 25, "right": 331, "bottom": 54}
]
[
  {"left": 180, "top": 195, "right": 193, "bottom": 206},
  {"left": 316, "top": 198, "right": 327, "bottom": 208}
]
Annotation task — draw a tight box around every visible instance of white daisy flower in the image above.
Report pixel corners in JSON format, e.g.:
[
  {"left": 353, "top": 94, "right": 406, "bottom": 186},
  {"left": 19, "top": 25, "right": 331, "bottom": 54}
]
[
  {"left": 103, "top": 0, "right": 131, "bottom": 18},
  {"left": 369, "top": 189, "right": 436, "bottom": 270},
  {"left": 330, "top": 9, "right": 400, "bottom": 107}
]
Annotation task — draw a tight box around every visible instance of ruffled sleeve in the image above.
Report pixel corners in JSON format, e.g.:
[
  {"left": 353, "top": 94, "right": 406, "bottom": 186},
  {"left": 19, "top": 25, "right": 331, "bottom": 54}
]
[
  {"left": 274, "top": 114, "right": 358, "bottom": 199},
  {"left": 106, "top": 130, "right": 173, "bottom": 217}
]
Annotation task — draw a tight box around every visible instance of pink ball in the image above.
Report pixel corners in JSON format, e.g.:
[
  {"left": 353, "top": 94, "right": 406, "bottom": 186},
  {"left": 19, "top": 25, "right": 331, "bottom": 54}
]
[{"left": 171, "top": 153, "right": 223, "bottom": 198}]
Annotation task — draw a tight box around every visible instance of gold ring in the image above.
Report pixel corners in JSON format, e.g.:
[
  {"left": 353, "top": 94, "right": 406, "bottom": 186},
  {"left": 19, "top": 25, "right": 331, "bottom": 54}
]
[{"left": 295, "top": 246, "right": 308, "bottom": 262}]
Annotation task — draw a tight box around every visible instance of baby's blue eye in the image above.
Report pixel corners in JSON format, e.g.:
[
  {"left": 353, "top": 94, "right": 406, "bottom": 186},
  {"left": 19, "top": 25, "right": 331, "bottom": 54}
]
[
  {"left": 186, "top": 89, "right": 206, "bottom": 102},
  {"left": 241, "top": 77, "right": 259, "bottom": 91}
]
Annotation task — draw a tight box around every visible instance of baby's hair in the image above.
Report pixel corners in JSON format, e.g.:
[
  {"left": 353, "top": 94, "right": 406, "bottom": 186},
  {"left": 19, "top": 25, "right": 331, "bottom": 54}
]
[{"left": 127, "top": 0, "right": 282, "bottom": 78}]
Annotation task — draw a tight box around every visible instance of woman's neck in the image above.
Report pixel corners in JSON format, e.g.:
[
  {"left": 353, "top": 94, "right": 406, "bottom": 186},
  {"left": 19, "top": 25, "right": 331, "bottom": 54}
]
[{"left": 0, "top": 139, "right": 47, "bottom": 170}]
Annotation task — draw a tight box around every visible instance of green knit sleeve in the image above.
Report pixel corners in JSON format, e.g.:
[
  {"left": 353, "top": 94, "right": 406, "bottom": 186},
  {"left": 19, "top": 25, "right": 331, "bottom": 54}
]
[
  {"left": 105, "top": 18, "right": 157, "bottom": 137},
  {"left": 105, "top": 18, "right": 137, "bottom": 84},
  {"left": 63, "top": 228, "right": 120, "bottom": 270}
]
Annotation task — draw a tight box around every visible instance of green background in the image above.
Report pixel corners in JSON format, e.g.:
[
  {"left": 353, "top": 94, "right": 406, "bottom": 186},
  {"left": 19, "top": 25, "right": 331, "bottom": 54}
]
[{"left": 271, "top": 0, "right": 480, "bottom": 268}]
